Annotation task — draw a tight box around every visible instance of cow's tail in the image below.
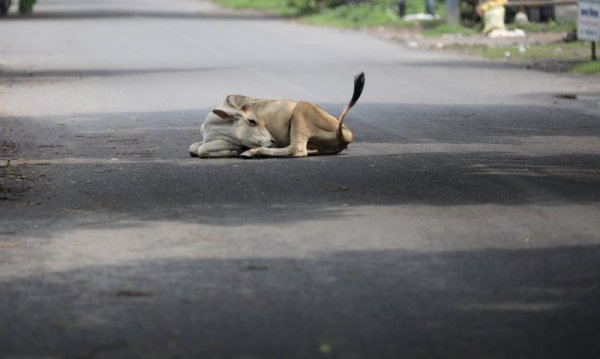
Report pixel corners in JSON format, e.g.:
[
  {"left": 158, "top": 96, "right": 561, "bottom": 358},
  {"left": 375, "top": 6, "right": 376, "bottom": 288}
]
[{"left": 337, "top": 72, "right": 365, "bottom": 145}]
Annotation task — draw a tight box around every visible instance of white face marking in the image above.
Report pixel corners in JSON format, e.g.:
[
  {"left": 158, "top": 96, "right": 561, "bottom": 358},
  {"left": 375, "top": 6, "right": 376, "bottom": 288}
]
[{"left": 202, "top": 107, "right": 275, "bottom": 149}]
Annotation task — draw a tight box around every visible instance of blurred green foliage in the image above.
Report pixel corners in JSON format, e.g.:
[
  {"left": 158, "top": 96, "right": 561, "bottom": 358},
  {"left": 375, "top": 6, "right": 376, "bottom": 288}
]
[
  {"left": 570, "top": 61, "right": 600, "bottom": 75},
  {"left": 216, "top": 0, "right": 446, "bottom": 17}
]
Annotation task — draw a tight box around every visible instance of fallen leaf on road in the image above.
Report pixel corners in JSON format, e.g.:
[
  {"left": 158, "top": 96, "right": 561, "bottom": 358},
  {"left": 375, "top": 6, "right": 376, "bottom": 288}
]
[
  {"left": 318, "top": 343, "right": 333, "bottom": 354},
  {"left": 0, "top": 241, "right": 17, "bottom": 249},
  {"left": 330, "top": 186, "right": 349, "bottom": 192},
  {"left": 245, "top": 264, "right": 268, "bottom": 271},
  {"left": 114, "top": 290, "right": 153, "bottom": 297}
]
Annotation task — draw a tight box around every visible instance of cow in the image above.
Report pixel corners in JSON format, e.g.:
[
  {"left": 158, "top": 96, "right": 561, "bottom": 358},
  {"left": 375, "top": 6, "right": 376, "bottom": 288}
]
[
  {"left": 189, "top": 72, "right": 365, "bottom": 158},
  {"left": 188, "top": 103, "right": 276, "bottom": 158}
]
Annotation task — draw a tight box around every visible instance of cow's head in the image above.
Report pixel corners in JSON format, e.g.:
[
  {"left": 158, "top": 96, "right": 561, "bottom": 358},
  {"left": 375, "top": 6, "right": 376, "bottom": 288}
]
[{"left": 212, "top": 105, "right": 276, "bottom": 148}]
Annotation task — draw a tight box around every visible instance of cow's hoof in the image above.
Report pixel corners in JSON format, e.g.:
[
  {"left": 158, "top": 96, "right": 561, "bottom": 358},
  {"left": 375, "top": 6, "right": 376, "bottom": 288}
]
[
  {"left": 239, "top": 150, "right": 256, "bottom": 159},
  {"left": 189, "top": 142, "right": 203, "bottom": 157}
]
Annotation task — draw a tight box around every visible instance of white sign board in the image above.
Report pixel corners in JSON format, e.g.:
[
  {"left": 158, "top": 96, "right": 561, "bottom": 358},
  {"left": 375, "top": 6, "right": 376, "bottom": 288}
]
[{"left": 578, "top": 0, "right": 600, "bottom": 41}]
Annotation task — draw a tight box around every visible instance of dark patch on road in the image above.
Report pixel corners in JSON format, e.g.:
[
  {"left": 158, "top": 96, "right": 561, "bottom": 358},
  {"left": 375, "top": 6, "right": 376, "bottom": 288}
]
[
  {"left": 0, "top": 9, "right": 284, "bottom": 21},
  {"left": 0, "top": 66, "right": 236, "bottom": 81},
  {"left": 1, "top": 245, "right": 599, "bottom": 358},
  {"left": 0, "top": 140, "right": 30, "bottom": 201},
  {"left": 113, "top": 290, "right": 153, "bottom": 298},
  {"left": 1, "top": 103, "right": 599, "bottom": 227},
  {"left": 244, "top": 264, "right": 269, "bottom": 271}
]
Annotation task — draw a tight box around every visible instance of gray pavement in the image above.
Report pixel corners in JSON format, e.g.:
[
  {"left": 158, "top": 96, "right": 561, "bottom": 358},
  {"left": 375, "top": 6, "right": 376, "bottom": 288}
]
[{"left": 1, "top": 0, "right": 600, "bottom": 358}]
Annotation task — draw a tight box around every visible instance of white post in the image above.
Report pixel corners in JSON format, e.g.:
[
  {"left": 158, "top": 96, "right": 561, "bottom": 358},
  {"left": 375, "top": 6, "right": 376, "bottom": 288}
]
[
  {"left": 578, "top": 0, "right": 600, "bottom": 60},
  {"left": 446, "top": 0, "right": 460, "bottom": 24}
]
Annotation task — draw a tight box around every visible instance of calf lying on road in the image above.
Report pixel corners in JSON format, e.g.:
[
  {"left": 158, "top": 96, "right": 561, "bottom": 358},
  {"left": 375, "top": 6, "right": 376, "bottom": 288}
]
[
  {"left": 188, "top": 103, "right": 276, "bottom": 158},
  {"left": 189, "top": 72, "right": 365, "bottom": 158}
]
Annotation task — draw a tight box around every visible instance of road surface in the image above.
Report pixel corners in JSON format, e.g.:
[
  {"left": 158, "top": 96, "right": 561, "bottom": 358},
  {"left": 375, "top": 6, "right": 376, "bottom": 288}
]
[{"left": 1, "top": 0, "right": 600, "bottom": 358}]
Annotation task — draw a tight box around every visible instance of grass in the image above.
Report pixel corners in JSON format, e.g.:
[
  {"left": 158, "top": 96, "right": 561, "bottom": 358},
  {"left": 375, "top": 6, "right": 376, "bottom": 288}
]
[
  {"left": 506, "top": 21, "right": 575, "bottom": 34},
  {"left": 570, "top": 61, "right": 600, "bottom": 74},
  {"left": 421, "top": 22, "right": 478, "bottom": 36},
  {"left": 446, "top": 41, "right": 600, "bottom": 74},
  {"left": 214, "top": 0, "right": 468, "bottom": 33},
  {"left": 212, "top": 0, "right": 303, "bottom": 16},
  {"left": 298, "top": 1, "right": 475, "bottom": 36},
  {"left": 470, "top": 42, "right": 591, "bottom": 62},
  {"left": 212, "top": 0, "right": 283, "bottom": 10},
  {"left": 301, "top": 0, "right": 449, "bottom": 27},
  {"left": 302, "top": 4, "right": 403, "bottom": 28}
]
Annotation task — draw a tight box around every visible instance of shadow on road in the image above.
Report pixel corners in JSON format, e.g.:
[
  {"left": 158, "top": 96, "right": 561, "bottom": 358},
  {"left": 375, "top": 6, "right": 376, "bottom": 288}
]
[
  {"left": 0, "top": 66, "right": 236, "bottom": 79},
  {"left": 2, "top": 102, "right": 599, "bottom": 226},
  {"left": 2, "top": 98, "right": 599, "bottom": 358},
  {"left": 1, "top": 244, "right": 599, "bottom": 358},
  {"left": 0, "top": 10, "right": 283, "bottom": 21}
]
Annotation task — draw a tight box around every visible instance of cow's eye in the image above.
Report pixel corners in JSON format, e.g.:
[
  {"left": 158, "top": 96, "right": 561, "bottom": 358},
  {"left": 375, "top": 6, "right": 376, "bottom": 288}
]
[{"left": 248, "top": 119, "right": 257, "bottom": 126}]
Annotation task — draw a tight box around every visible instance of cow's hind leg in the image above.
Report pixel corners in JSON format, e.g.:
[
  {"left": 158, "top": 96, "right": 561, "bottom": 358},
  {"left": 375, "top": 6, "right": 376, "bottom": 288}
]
[
  {"left": 240, "top": 108, "right": 312, "bottom": 158},
  {"left": 239, "top": 140, "right": 309, "bottom": 158}
]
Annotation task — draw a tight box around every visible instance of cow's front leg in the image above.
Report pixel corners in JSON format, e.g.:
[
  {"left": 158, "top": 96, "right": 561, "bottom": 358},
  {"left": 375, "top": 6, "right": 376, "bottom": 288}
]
[
  {"left": 189, "top": 141, "right": 203, "bottom": 157},
  {"left": 193, "top": 140, "right": 242, "bottom": 158}
]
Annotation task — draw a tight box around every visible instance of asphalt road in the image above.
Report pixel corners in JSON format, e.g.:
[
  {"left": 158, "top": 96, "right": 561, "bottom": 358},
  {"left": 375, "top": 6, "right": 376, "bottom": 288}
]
[{"left": 1, "top": 0, "right": 600, "bottom": 358}]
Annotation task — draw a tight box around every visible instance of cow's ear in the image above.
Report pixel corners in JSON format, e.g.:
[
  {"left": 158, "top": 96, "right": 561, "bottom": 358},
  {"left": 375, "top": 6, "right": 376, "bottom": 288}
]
[{"left": 212, "top": 109, "right": 232, "bottom": 120}]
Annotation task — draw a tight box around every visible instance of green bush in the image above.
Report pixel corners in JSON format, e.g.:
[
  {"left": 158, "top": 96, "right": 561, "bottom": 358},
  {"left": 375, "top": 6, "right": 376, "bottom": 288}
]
[
  {"left": 303, "top": 3, "right": 402, "bottom": 27},
  {"left": 302, "top": 0, "right": 452, "bottom": 28},
  {"left": 216, "top": 0, "right": 445, "bottom": 16},
  {"left": 216, "top": 0, "right": 472, "bottom": 34}
]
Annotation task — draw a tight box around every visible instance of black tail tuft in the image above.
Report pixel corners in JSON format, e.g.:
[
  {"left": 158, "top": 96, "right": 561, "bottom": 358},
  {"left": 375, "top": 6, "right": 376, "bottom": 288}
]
[{"left": 349, "top": 72, "right": 365, "bottom": 108}]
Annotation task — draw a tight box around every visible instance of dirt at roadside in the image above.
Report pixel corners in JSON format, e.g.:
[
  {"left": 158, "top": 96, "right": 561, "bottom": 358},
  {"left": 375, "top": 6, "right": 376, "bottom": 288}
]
[
  {"left": 364, "top": 26, "right": 566, "bottom": 47},
  {"left": 0, "top": 139, "right": 29, "bottom": 201},
  {"left": 363, "top": 26, "right": 583, "bottom": 72}
]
